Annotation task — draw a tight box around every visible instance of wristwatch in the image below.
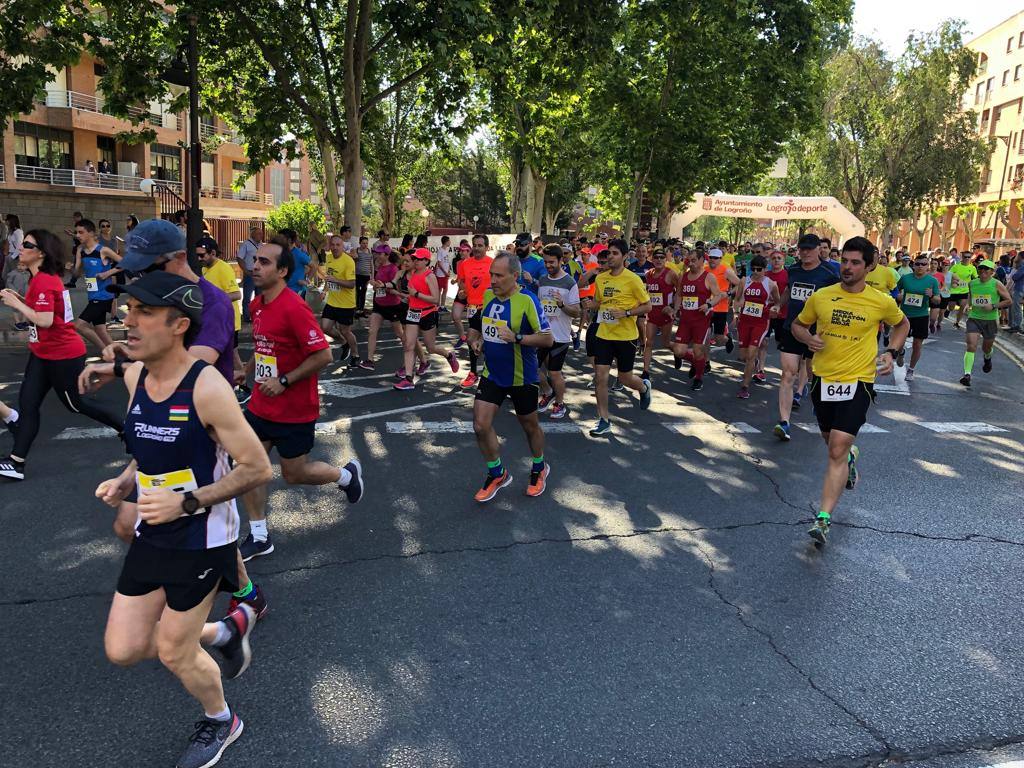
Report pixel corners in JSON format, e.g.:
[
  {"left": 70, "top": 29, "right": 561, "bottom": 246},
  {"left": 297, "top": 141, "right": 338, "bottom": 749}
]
[
  {"left": 278, "top": 374, "right": 290, "bottom": 388},
  {"left": 884, "top": 348, "right": 900, "bottom": 358},
  {"left": 514, "top": 332, "right": 524, "bottom": 344},
  {"left": 625, "top": 308, "right": 631, "bottom": 317},
  {"left": 181, "top": 491, "right": 201, "bottom": 515}
]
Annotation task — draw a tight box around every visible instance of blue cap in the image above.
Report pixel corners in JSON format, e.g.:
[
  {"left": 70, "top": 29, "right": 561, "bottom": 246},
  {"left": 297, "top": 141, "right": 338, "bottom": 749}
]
[{"left": 120, "top": 218, "right": 186, "bottom": 272}]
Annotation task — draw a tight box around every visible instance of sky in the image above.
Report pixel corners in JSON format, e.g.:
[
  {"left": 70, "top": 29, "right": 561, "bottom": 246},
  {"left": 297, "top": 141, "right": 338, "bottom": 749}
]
[{"left": 852, "top": 0, "right": 1018, "bottom": 54}]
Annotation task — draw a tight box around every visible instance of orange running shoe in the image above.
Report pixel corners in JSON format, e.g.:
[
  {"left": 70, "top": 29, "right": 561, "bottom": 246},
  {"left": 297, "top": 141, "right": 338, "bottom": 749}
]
[
  {"left": 475, "top": 469, "right": 513, "bottom": 502},
  {"left": 525, "top": 463, "right": 550, "bottom": 497}
]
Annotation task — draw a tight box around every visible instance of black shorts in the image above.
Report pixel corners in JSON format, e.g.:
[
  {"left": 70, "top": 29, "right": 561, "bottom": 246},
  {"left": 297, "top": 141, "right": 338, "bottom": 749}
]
[
  {"left": 938, "top": 295, "right": 952, "bottom": 310},
  {"left": 585, "top": 321, "right": 600, "bottom": 358},
  {"left": 404, "top": 308, "right": 438, "bottom": 331},
  {"left": 950, "top": 293, "right": 969, "bottom": 305},
  {"left": 768, "top": 317, "right": 785, "bottom": 338},
  {"left": 452, "top": 296, "right": 468, "bottom": 307},
  {"left": 322, "top": 305, "right": 355, "bottom": 325},
  {"left": 810, "top": 379, "right": 875, "bottom": 437},
  {"left": 711, "top": 311, "right": 729, "bottom": 335},
  {"left": 908, "top": 315, "right": 930, "bottom": 340},
  {"left": 593, "top": 336, "right": 638, "bottom": 371},
  {"left": 373, "top": 303, "right": 405, "bottom": 323},
  {"left": 475, "top": 375, "right": 539, "bottom": 416},
  {"left": 116, "top": 538, "right": 239, "bottom": 612},
  {"left": 244, "top": 410, "right": 316, "bottom": 459},
  {"left": 776, "top": 325, "right": 812, "bottom": 359},
  {"left": 79, "top": 299, "right": 112, "bottom": 325},
  {"left": 233, "top": 330, "right": 239, "bottom": 348},
  {"left": 538, "top": 342, "right": 570, "bottom": 372}
]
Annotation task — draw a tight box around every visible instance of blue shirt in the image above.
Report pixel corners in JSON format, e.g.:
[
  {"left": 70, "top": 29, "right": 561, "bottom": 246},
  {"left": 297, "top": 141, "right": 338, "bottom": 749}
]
[
  {"left": 784, "top": 262, "right": 840, "bottom": 329},
  {"left": 473, "top": 288, "right": 550, "bottom": 387},
  {"left": 518, "top": 254, "right": 546, "bottom": 294},
  {"left": 288, "top": 247, "right": 311, "bottom": 295},
  {"left": 82, "top": 246, "right": 114, "bottom": 300}
]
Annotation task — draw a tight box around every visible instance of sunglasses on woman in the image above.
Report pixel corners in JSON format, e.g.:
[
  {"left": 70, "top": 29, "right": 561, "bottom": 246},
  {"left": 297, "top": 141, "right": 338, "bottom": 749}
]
[{"left": 21, "top": 241, "right": 39, "bottom": 250}]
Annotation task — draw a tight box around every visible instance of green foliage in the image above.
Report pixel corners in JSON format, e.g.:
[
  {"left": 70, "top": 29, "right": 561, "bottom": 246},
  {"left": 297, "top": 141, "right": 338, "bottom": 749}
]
[{"left": 266, "top": 198, "right": 326, "bottom": 244}]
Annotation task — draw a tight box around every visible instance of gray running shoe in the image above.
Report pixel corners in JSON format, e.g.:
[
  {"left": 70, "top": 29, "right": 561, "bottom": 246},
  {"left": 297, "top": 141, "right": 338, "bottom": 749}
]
[{"left": 176, "top": 711, "right": 243, "bottom": 768}]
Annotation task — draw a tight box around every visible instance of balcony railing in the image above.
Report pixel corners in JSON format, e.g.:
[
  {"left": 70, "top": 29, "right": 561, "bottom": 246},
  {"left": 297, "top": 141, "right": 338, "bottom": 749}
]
[
  {"left": 200, "top": 185, "right": 272, "bottom": 205},
  {"left": 42, "top": 89, "right": 182, "bottom": 131},
  {"left": 14, "top": 164, "right": 182, "bottom": 195},
  {"left": 0, "top": 165, "right": 5, "bottom": 183},
  {"left": 200, "top": 123, "right": 244, "bottom": 144}
]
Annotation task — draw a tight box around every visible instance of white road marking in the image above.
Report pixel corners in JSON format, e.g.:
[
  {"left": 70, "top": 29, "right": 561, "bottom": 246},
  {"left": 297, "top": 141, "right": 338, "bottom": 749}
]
[
  {"left": 918, "top": 421, "right": 1009, "bottom": 433},
  {"left": 874, "top": 382, "right": 910, "bottom": 395},
  {"left": 729, "top": 422, "right": 761, "bottom": 434},
  {"left": 980, "top": 762, "right": 1024, "bottom": 768},
  {"left": 318, "top": 381, "right": 386, "bottom": 398},
  {"left": 54, "top": 427, "right": 118, "bottom": 440},
  {"left": 386, "top": 421, "right": 584, "bottom": 434},
  {"left": 793, "top": 422, "right": 888, "bottom": 434},
  {"left": 316, "top": 397, "right": 472, "bottom": 432}
]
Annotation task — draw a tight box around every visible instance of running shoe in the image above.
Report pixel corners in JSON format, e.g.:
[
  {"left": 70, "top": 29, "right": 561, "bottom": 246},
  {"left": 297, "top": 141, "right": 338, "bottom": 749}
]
[
  {"left": 357, "top": 359, "right": 375, "bottom": 371},
  {"left": 211, "top": 603, "right": 255, "bottom": 680},
  {"left": 791, "top": 393, "right": 802, "bottom": 410},
  {"left": 475, "top": 469, "right": 512, "bottom": 502},
  {"left": 687, "top": 365, "right": 696, "bottom": 379},
  {"left": 176, "top": 711, "right": 244, "bottom": 768},
  {"left": 227, "top": 585, "right": 268, "bottom": 621},
  {"left": 725, "top": 335, "right": 734, "bottom": 353},
  {"left": 846, "top": 445, "right": 860, "bottom": 490},
  {"left": 737, "top": 386, "right": 749, "bottom": 399},
  {"left": 416, "top": 359, "right": 430, "bottom": 376},
  {"left": 13, "top": 321, "right": 30, "bottom": 331},
  {"left": 549, "top": 403, "right": 568, "bottom": 419},
  {"left": 959, "top": 373, "right": 971, "bottom": 387},
  {"left": 0, "top": 457, "right": 25, "bottom": 480},
  {"left": 338, "top": 345, "right": 352, "bottom": 363},
  {"left": 572, "top": 332, "right": 581, "bottom": 351},
  {"left": 395, "top": 366, "right": 407, "bottom": 379},
  {"left": 526, "top": 463, "right": 550, "bottom": 497},
  {"left": 773, "top": 422, "right": 791, "bottom": 442},
  {"left": 674, "top": 355, "right": 683, "bottom": 370},
  {"left": 234, "top": 385, "right": 251, "bottom": 406},
  {"left": 460, "top": 371, "right": 479, "bottom": 389},
  {"left": 807, "top": 515, "right": 830, "bottom": 545},
  {"left": 896, "top": 349, "right": 905, "bottom": 367},
  {"left": 611, "top": 379, "right": 624, "bottom": 392},
  {"left": 537, "top": 393, "right": 553, "bottom": 412},
  {"left": 589, "top": 418, "right": 612, "bottom": 436},
  {"left": 905, "top": 368, "right": 915, "bottom": 382},
  {"left": 446, "top": 351, "right": 460, "bottom": 373},
  {"left": 752, "top": 371, "right": 767, "bottom": 384},
  {"left": 239, "top": 534, "right": 274, "bottom": 562},
  {"left": 393, "top": 377, "right": 415, "bottom": 391},
  {"left": 454, "top": 335, "right": 466, "bottom": 350},
  {"left": 341, "top": 458, "right": 364, "bottom": 503},
  {"left": 983, "top": 356, "right": 992, "bottom": 373},
  {"left": 639, "top": 380, "right": 652, "bottom": 410},
  {"left": 690, "top": 378, "right": 703, "bottom": 391}
]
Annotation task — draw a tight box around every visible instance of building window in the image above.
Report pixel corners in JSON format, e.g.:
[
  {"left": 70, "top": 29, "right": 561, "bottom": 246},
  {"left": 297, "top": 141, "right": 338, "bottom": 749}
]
[
  {"left": 270, "top": 167, "right": 286, "bottom": 205},
  {"left": 1019, "top": 31, "right": 1024, "bottom": 47},
  {"left": 289, "top": 158, "right": 301, "bottom": 196},
  {"left": 150, "top": 143, "right": 181, "bottom": 181},
  {"left": 97, "top": 136, "right": 116, "bottom": 168},
  {"left": 1016, "top": 65, "right": 1022, "bottom": 81},
  {"left": 13, "top": 121, "right": 73, "bottom": 168},
  {"left": 94, "top": 62, "right": 107, "bottom": 77},
  {"left": 1003, "top": 69, "right": 1010, "bottom": 87}
]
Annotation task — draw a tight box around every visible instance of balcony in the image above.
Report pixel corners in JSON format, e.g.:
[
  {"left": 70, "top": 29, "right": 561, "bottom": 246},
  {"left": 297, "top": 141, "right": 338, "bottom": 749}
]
[
  {"left": 0, "top": 165, "right": 5, "bottom": 183},
  {"left": 200, "top": 123, "right": 244, "bottom": 144},
  {"left": 200, "top": 185, "right": 272, "bottom": 205},
  {"left": 41, "top": 90, "right": 183, "bottom": 131},
  {"left": 14, "top": 164, "right": 182, "bottom": 195}
]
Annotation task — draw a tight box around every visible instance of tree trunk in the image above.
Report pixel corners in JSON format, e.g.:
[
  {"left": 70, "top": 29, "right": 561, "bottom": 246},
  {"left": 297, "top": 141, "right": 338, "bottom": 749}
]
[
  {"left": 378, "top": 179, "right": 397, "bottom": 234},
  {"left": 623, "top": 171, "right": 645, "bottom": 241},
  {"left": 526, "top": 167, "right": 546, "bottom": 235},
  {"left": 909, "top": 207, "right": 924, "bottom": 252},
  {"left": 508, "top": 149, "right": 524, "bottom": 232},
  {"left": 544, "top": 205, "right": 563, "bottom": 235},
  {"left": 656, "top": 190, "right": 673, "bottom": 236},
  {"left": 316, "top": 134, "right": 343, "bottom": 230},
  {"left": 340, "top": 117, "right": 363, "bottom": 231}
]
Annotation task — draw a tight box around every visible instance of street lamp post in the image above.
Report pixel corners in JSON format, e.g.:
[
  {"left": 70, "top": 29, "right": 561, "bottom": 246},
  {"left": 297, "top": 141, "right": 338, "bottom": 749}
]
[
  {"left": 420, "top": 208, "right": 430, "bottom": 232},
  {"left": 992, "top": 134, "right": 1012, "bottom": 238},
  {"left": 473, "top": 214, "right": 479, "bottom": 233}
]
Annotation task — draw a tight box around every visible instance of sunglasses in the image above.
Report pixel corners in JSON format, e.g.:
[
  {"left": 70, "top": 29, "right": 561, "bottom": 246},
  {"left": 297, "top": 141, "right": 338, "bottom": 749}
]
[
  {"left": 100, "top": 224, "right": 111, "bottom": 228},
  {"left": 751, "top": 266, "right": 764, "bottom": 271},
  {"left": 21, "top": 241, "right": 39, "bottom": 250}
]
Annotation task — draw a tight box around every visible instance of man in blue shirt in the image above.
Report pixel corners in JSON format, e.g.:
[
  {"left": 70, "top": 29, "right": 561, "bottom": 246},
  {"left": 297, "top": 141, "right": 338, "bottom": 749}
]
[
  {"left": 280, "top": 228, "right": 311, "bottom": 296},
  {"left": 74, "top": 218, "right": 121, "bottom": 349},
  {"left": 515, "top": 235, "right": 546, "bottom": 294}
]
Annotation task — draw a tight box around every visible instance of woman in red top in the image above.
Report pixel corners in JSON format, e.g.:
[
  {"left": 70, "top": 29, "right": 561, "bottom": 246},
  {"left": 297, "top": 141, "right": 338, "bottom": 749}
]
[
  {"left": 641, "top": 250, "right": 679, "bottom": 382},
  {"left": 0, "top": 229, "right": 123, "bottom": 480},
  {"left": 394, "top": 248, "right": 459, "bottom": 390},
  {"left": 733, "top": 255, "right": 781, "bottom": 399}
]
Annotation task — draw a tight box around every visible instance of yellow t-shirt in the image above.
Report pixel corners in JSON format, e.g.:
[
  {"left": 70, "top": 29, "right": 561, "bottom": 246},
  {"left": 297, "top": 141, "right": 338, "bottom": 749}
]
[
  {"left": 665, "top": 260, "right": 683, "bottom": 274},
  {"left": 595, "top": 269, "right": 650, "bottom": 341},
  {"left": 722, "top": 252, "right": 737, "bottom": 270},
  {"left": 325, "top": 253, "right": 356, "bottom": 309},
  {"left": 202, "top": 258, "right": 241, "bottom": 331},
  {"left": 864, "top": 265, "right": 898, "bottom": 296},
  {"left": 796, "top": 283, "right": 905, "bottom": 382}
]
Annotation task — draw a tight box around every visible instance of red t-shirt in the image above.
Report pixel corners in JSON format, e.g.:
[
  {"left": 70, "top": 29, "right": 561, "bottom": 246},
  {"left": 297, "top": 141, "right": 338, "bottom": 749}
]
[
  {"left": 766, "top": 269, "right": 788, "bottom": 319},
  {"left": 456, "top": 255, "right": 493, "bottom": 306},
  {"left": 249, "top": 288, "right": 330, "bottom": 424},
  {"left": 27, "top": 271, "right": 86, "bottom": 360}
]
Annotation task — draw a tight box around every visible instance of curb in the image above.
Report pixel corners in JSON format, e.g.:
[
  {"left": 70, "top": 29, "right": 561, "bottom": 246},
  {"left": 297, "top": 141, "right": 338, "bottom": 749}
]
[{"left": 994, "top": 333, "right": 1024, "bottom": 373}]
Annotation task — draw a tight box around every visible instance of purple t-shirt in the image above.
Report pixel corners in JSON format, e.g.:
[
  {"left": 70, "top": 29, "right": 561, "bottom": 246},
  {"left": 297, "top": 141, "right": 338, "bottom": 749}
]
[{"left": 192, "top": 277, "right": 235, "bottom": 382}]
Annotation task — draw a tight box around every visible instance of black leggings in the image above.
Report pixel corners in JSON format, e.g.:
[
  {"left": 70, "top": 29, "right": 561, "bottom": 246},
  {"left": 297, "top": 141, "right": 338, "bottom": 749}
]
[
  {"left": 12, "top": 353, "right": 124, "bottom": 460},
  {"left": 356, "top": 275, "right": 370, "bottom": 311}
]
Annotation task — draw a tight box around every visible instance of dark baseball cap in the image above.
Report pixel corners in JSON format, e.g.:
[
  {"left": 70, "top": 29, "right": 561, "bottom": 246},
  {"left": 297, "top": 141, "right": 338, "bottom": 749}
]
[
  {"left": 110, "top": 271, "right": 204, "bottom": 326},
  {"left": 797, "top": 233, "right": 821, "bottom": 249},
  {"left": 120, "top": 218, "right": 186, "bottom": 272},
  {"left": 196, "top": 235, "right": 219, "bottom": 253}
]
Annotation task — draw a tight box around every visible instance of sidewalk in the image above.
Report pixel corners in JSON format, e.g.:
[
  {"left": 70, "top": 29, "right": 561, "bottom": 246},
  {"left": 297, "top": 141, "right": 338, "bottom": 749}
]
[{"left": 994, "top": 326, "right": 1024, "bottom": 371}]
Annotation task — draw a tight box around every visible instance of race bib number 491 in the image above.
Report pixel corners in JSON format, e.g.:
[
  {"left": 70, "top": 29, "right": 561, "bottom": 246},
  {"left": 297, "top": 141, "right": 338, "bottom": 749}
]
[{"left": 481, "top": 315, "right": 508, "bottom": 343}]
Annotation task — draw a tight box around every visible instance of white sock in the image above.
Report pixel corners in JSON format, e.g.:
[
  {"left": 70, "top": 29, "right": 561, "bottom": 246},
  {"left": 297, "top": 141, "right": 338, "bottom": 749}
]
[
  {"left": 205, "top": 705, "right": 231, "bottom": 722},
  {"left": 249, "top": 519, "right": 268, "bottom": 542},
  {"left": 2, "top": 409, "right": 17, "bottom": 424},
  {"left": 338, "top": 466, "right": 352, "bottom": 487},
  {"left": 209, "top": 621, "right": 232, "bottom": 647}
]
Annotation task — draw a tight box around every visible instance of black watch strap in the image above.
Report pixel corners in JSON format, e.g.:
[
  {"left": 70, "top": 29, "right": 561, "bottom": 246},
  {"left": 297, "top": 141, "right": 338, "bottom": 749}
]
[
  {"left": 181, "top": 491, "right": 201, "bottom": 515},
  {"left": 884, "top": 348, "right": 900, "bottom": 358}
]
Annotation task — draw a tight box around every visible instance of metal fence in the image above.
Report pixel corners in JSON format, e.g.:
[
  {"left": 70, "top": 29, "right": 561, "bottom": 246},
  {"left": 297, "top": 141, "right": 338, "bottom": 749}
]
[
  {"left": 199, "top": 186, "right": 273, "bottom": 205},
  {"left": 42, "top": 89, "right": 182, "bottom": 131},
  {"left": 15, "top": 164, "right": 182, "bottom": 195}
]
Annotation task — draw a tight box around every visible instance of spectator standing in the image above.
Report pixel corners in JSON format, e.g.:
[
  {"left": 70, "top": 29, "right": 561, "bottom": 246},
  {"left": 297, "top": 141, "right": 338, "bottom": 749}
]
[
  {"left": 280, "top": 228, "right": 311, "bottom": 297},
  {"left": 1009, "top": 253, "right": 1024, "bottom": 333},
  {"left": 354, "top": 235, "right": 373, "bottom": 316},
  {"left": 3, "top": 213, "right": 24, "bottom": 286},
  {"left": 65, "top": 211, "right": 84, "bottom": 287},
  {"left": 236, "top": 225, "right": 261, "bottom": 321}
]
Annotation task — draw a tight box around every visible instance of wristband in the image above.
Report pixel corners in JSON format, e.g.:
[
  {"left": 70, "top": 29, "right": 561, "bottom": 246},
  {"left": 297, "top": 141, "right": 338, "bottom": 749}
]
[
  {"left": 113, "top": 359, "right": 125, "bottom": 378},
  {"left": 884, "top": 348, "right": 900, "bottom": 358}
]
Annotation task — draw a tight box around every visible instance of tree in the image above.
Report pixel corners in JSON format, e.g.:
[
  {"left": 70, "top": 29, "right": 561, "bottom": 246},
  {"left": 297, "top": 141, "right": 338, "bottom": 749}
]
[{"left": 266, "top": 198, "right": 326, "bottom": 244}]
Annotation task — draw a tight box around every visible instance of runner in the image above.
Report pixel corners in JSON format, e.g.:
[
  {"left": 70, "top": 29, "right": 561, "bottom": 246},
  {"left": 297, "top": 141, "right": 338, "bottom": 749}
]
[
  {"left": 640, "top": 248, "right": 679, "bottom": 381},
  {"left": 393, "top": 247, "right": 460, "bottom": 391},
  {"left": 930, "top": 256, "right": 949, "bottom": 334},
  {"left": 895, "top": 255, "right": 941, "bottom": 381},
  {"left": 758, "top": 249, "right": 789, "bottom": 383},
  {"left": 359, "top": 249, "right": 403, "bottom": 370},
  {"left": 454, "top": 235, "right": 493, "bottom": 388},
  {"left": 197, "top": 239, "right": 246, "bottom": 388},
  {"left": 320, "top": 234, "right": 361, "bottom": 368},
  {"left": 468, "top": 252, "right": 553, "bottom": 501},
  {"left": 589, "top": 239, "right": 653, "bottom": 436},
  {"left": 789, "top": 237, "right": 908, "bottom": 545},
  {"left": 705, "top": 247, "right": 741, "bottom": 355},
  {"left": 536, "top": 245, "right": 581, "bottom": 419},
  {"left": 0, "top": 398, "right": 18, "bottom": 434},
  {"left": 95, "top": 270, "right": 273, "bottom": 768},
  {"left": 74, "top": 218, "right": 122, "bottom": 350},
  {"left": 772, "top": 233, "right": 839, "bottom": 441},
  {"left": 670, "top": 249, "right": 723, "bottom": 392},
  {"left": 734, "top": 254, "right": 780, "bottom": 398},
  {"left": 0, "top": 229, "right": 124, "bottom": 481},
  {"left": 435, "top": 235, "right": 452, "bottom": 309},
  {"left": 948, "top": 251, "right": 977, "bottom": 329},
  {"left": 390, "top": 250, "right": 430, "bottom": 378},
  {"left": 960, "top": 259, "right": 1011, "bottom": 388},
  {"left": 238, "top": 235, "right": 364, "bottom": 560}
]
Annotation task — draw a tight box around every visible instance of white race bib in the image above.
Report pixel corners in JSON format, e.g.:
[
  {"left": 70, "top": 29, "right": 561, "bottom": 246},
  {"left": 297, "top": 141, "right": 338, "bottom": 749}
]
[
  {"left": 541, "top": 299, "right": 559, "bottom": 316},
  {"left": 598, "top": 309, "right": 617, "bottom": 324},
  {"left": 742, "top": 302, "right": 764, "bottom": 318},
  {"left": 903, "top": 294, "right": 923, "bottom": 308},
  {"left": 254, "top": 353, "right": 278, "bottom": 381},
  {"left": 951, "top": 276, "right": 965, "bottom": 290},
  {"left": 325, "top": 279, "right": 342, "bottom": 292},
  {"left": 28, "top": 324, "right": 38, "bottom": 343},
  {"left": 137, "top": 467, "right": 199, "bottom": 497},
  {"left": 467, "top": 305, "right": 479, "bottom": 319},
  {"left": 374, "top": 286, "right": 386, "bottom": 298},
  {"left": 790, "top": 283, "right": 814, "bottom": 302},
  {"left": 681, "top": 296, "right": 700, "bottom": 311},
  {"left": 481, "top": 315, "right": 508, "bottom": 343},
  {"left": 85, "top": 277, "right": 99, "bottom": 292},
  {"left": 972, "top": 295, "right": 991, "bottom": 309},
  {"left": 405, "top": 309, "right": 422, "bottom": 323},
  {"left": 821, "top": 381, "right": 856, "bottom": 402},
  {"left": 62, "top": 290, "right": 74, "bottom": 322},
  {"left": 649, "top": 293, "right": 664, "bottom": 306}
]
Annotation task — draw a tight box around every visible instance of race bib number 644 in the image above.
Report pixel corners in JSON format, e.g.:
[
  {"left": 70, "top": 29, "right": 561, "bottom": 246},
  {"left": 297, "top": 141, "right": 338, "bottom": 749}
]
[{"left": 821, "top": 381, "right": 856, "bottom": 402}]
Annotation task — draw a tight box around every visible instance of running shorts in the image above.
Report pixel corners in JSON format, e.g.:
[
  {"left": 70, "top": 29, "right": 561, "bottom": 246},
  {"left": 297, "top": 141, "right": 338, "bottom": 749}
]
[
  {"left": 476, "top": 376, "right": 539, "bottom": 416},
  {"left": 116, "top": 538, "right": 239, "bottom": 612},
  {"left": 674, "top": 314, "right": 712, "bottom": 346},
  {"left": 79, "top": 299, "right": 112, "bottom": 325},
  {"left": 538, "top": 342, "right": 570, "bottom": 372},
  {"left": 810, "top": 379, "right": 875, "bottom": 437},
  {"left": 372, "top": 303, "right": 404, "bottom": 324},
  {"left": 776, "top": 325, "right": 812, "bottom": 359},
  {"left": 966, "top": 318, "right": 998, "bottom": 340},
  {"left": 647, "top": 310, "right": 673, "bottom": 328},
  {"left": 737, "top": 319, "right": 770, "bottom": 348},
  {"left": 592, "top": 336, "right": 637, "bottom": 371},
  {"left": 908, "top": 315, "right": 929, "bottom": 340},
  {"left": 244, "top": 410, "right": 316, "bottom": 459},
  {"left": 405, "top": 308, "right": 438, "bottom": 331},
  {"left": 322, "top": 305, "right": 355, "bottom": 325},
  {"left": 711, "top": 311, "right": 729, "bottom": 335}
]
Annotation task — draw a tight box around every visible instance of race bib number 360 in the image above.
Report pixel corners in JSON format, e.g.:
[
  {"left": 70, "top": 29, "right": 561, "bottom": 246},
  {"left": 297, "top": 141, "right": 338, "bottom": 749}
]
[
  {"left": 821, "top": 381, "right": 856, "bottom": 402},
  {"left": 254, "top": 353, "right": 278, "bottom": 380},
  {"left": 481, "top": 315, "right": 508, "bottom": 343}
]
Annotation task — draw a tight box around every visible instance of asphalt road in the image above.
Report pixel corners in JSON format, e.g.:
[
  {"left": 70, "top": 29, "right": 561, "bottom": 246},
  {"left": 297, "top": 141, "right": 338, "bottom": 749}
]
[{"left": 1, "top": 312, "right": 1022, "bottom": 768}]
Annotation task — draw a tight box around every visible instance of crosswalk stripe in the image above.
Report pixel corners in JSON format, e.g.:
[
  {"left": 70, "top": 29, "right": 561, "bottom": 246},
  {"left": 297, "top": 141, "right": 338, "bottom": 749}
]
[{"left": 918, "top": 421, "right": 1009, "bottom": 433}]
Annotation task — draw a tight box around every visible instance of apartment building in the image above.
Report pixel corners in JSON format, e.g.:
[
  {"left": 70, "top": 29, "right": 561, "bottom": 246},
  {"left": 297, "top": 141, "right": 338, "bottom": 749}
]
[{"left": 0, "top": 52, "right": 317, "bottom": 250}]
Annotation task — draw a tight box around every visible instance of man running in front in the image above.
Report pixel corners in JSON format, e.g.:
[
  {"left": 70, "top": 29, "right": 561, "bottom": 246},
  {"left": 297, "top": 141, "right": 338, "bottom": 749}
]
[{"left": 790, "top": 237, "right": 908, "bottom": 546}]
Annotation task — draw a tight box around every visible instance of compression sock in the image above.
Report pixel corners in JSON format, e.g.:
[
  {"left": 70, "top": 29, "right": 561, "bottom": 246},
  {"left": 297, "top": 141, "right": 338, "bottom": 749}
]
[
  {"left": 232, "top": 580, "right": 254, "bottom": 600},
  {"left": 532, "top": 455, "right": 545, "bottom": 473},
  {"left": 693, "top": 358, "right": 706, "bottom": 379},
  {"left": 487, "top": 458, "right": 504, "bottom": 478},
  {"left": 470, "top": 350, "right": 478, "bottom": 374},
  {"left": 816, "top": 510, "right": 831, "bottom": 522},
  {"left": 963, "top": 351, "right": 975, "bottom": 374}
]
